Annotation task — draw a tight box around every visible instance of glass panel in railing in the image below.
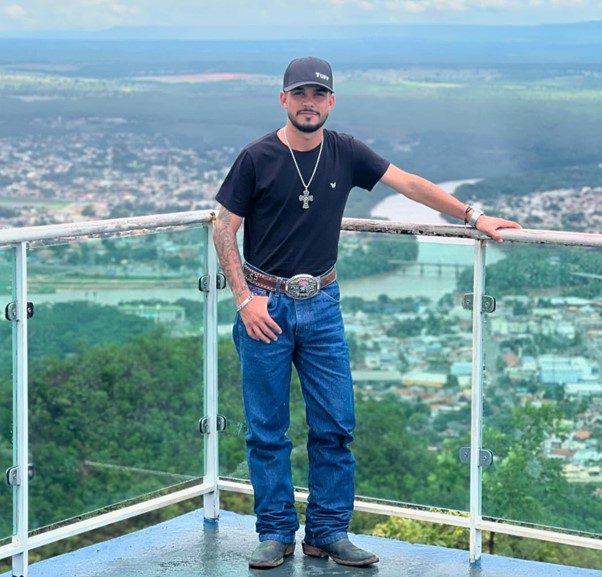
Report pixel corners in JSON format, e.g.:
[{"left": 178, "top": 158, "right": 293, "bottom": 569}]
[
  {"left": 217, "top": 294, "right": 246, "bottom": 481},
  {"left": 481, "top": 242, "right": 602, "bottom": 538},
  {"left": 217, "top": 232, "right": 481, "bottom": 523},
  {"left": 26, "top": 227, "right": 206, "bottom": 533},
  {"left": 0, "top": 247, "right": 13, "bottom": 542},
  {"left": 342, "top": 233, "right": 478, "bottom": 515},
  {"left": 216, "top": 280, "right": 253, "bottom": 515}
]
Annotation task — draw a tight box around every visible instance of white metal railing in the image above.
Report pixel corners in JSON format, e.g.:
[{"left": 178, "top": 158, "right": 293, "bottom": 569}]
[
  {"left": 0, "top": 211, "right": 218, "bottom": 577},
  {"left": 1, "top": 211, "right": 601, "bottom": 576}
]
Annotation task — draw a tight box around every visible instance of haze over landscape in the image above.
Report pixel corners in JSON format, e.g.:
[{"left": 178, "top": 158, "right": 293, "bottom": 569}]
[{"left": 1, "top": 0, "right": 601, "bottom": 33}]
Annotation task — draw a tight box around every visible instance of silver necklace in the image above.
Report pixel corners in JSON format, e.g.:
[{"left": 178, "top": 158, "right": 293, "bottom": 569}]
[{"left": 283, "top": 127, "right": 324, "bottom": 209}]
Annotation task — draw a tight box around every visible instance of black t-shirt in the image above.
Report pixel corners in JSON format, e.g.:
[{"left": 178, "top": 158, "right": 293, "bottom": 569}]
[{"left": 215, "top": 129, "right": 390, "bottom": 277}]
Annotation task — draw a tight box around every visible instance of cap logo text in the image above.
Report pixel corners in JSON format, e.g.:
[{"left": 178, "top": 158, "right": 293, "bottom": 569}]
[{"left": 315, "top": 72, "right": 329, "bottom": 81}]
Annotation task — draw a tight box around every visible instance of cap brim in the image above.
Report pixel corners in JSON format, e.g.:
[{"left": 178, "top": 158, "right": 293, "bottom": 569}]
[{"left": 283, "top": 81, "right": 334, "bottom": 93}]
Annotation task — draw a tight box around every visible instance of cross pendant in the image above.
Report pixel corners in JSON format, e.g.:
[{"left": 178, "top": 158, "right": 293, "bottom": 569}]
[{"left": 299, "top": 188, "right": 314, "bottom": 209}]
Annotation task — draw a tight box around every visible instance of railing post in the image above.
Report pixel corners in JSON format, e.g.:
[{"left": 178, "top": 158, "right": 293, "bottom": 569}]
[
  {"left": 202, "top": 223, "right": 220, "bottom": 521},
  {"left": 469, "top": 239, "right": 487, "bottom": 564},
  {"left": 12, "top": 242, "right": 29, "bottom": 577}
]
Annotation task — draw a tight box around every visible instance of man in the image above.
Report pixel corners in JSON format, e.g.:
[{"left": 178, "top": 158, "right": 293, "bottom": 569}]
[{"left": 213, "top": 56, "right": 521, "bottom": 569}]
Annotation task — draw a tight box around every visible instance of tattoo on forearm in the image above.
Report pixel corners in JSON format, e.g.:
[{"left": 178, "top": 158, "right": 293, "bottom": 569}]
[{"left": 213, "top": 209, "right": 249, "bottom": 302}]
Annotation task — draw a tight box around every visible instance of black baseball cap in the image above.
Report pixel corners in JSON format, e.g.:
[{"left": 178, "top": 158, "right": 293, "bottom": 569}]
[{"left": 283, "top": 57, "right": 334, "bottom": 93}]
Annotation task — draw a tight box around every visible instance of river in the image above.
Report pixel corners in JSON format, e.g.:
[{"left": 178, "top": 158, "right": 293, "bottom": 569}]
[
  {"left": 338, "top": 179, "right": 505, "bottom": 301},
  {"left": 369, "top": 178, "right": 483, "bottom": 232},
  {"left": 9, "top": 179, "right": 502, "bottom": 305}
]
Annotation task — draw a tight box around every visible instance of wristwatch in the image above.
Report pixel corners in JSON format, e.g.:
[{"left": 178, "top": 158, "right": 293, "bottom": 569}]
[{"left": 467, "top": 207, "right": 484, "bottom": 228}]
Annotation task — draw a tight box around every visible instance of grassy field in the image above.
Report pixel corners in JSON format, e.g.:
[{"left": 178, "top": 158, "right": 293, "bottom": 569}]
[
  {"left": 1, "top": 56, "right": 601, "bottom": 205},
  {"left": 0, "top": 197, "right": 70, "bottom": 210}
]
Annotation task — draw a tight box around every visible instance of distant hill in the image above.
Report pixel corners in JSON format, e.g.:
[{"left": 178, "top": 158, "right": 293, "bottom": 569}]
[
  {"left": 1, "top": 21, "right": 602, "bottom": 74},
  {"left": 3, "top": 21, "right": 602, "bottom": 44}
]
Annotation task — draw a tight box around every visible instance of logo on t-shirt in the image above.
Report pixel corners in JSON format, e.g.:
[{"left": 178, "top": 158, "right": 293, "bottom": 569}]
[{"left": 330, "top": 182, "right": 337, "bottom": 188}]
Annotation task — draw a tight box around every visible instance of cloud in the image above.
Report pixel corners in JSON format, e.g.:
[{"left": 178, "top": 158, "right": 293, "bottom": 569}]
[
  {"left": 385, "top": 0, "right": 467, "bottom": 10},
  {"left": 0, "top": 0, "right": 600, "bottom": 31},
  {"left": 478, "top": 0, "right": 510, "bottom": 7},
  {"left": 330, "top": 0, "right": 376, "bottom": 8},
  {"left": 2, "top": 3, "right": 28, "bottom": 19},
  {"left": 393, "top": 0, "right": 427, "bottom": 10},
  {"left": 433, "top": 0, "right": 467, "bottom": 8},
  {"left": 344, "top": 0, "right": 591, "bottom": 10},
  {"left": 385, "top": 0, "right": 468, "bottom": 12},
  {"left": 79, "top": 0, "right": 139, "bottom": 16}
]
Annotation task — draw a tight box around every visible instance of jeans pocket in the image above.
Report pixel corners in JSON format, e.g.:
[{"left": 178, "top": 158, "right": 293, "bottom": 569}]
[
  {"left": 249, "top": 285, "right": 279, "bottom": 314},
  {"left": 320, "top": 282, "right": 340, "bottom": 304}
]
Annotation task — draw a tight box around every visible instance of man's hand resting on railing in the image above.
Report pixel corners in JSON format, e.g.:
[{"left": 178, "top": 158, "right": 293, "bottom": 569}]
[
  {"left": 474, "top": 215, "right": 522, "bottom": 243},
  {"left": 379, "top": 166, "right": 522, "bottom": 242}
]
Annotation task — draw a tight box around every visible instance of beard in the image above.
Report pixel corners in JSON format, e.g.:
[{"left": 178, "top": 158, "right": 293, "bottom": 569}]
[{"left": 288, "top": 110, "right": 328, "bottom": 133}]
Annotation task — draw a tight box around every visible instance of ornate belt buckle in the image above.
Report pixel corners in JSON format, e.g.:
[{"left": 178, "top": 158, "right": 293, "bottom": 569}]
[{"left": 284, "top": 274, "right": 319, "bottom": 299}]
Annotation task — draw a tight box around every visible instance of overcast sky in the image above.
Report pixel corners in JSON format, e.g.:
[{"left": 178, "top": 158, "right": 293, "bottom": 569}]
[{"left": 0, "top": 0, "right": 600, "bottom": 32}]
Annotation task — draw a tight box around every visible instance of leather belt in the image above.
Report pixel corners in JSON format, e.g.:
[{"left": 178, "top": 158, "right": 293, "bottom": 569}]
[{"left": 243, "top": 264, "right": 336, "bottom": 300}]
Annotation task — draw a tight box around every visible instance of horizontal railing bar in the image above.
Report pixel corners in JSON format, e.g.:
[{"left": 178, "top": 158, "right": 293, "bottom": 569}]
[
  {"left": 342, "top": 219, "right": 484, "bottom": 239},
  {"left": 0, "top": 212, "right": 599, "bottom": 248},
  {"left": 354, "top": 500, "right": 470, "bottom": 529},
  {"left": 218, "top": 478, "right": 469, "bottom": 529},
  {"left": 3, "top": 480, "right": 597, "bottom": 562},
  {"left": 4, "top": 481, "right": 215, "bottom": 555},
  {"left": 0, "top": 210, "right": 215, "bottom": 246},
  {"left": 83, "top": 460, "right": 197, "bottom": 481},
  {"left": 370, "top": 502, "right": 602, "bottom": 551},
  {"left": 0, "top": 542, "right": 24, "bottom": 562},
  {"left": 342, "top": 218, "right": 602, "bottom": 248},
  {"left": 480, "top": 520, "right": 602, "bottom": 551},
  {"left": 219, "top": 479, "right": 602, "bottom": 551}
]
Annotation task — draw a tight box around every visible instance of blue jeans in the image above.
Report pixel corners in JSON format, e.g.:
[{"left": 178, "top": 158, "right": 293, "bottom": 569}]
[{"left": 233, "top": 280, "right": 355, "bottom": 546}]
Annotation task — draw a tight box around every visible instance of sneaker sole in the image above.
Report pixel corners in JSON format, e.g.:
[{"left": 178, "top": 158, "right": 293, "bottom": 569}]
[
  {"left": 249, "top": 543, "right": 295, "bottom": 569},
  {"left": 302, "top": 542, "right": 379, "bottom": 567}
]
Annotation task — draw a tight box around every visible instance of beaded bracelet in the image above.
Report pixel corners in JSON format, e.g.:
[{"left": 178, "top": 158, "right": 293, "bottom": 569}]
[{"left": 464, "top": 204, "right": 473, "bottom": 223}]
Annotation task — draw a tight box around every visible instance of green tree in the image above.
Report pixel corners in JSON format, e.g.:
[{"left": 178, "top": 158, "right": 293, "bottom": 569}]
[{"left": 354, "top": 396, "right": 434, "bottom": 503}]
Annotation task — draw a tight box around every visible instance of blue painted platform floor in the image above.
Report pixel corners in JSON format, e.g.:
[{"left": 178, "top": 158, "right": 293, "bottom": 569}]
[{"left": 3, "top": 510, "right": 601, "bottom": 577}]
